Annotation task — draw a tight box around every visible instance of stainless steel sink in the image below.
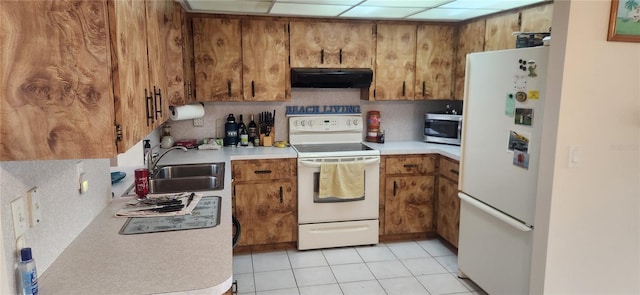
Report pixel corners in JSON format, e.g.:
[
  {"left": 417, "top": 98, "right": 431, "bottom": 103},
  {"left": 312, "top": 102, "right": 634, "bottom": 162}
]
[
  {"left": 153, "top": 163, "right": 224, "bottom": 179},
  {"left": 149, "top": 163, "right": 225, "bottom": 193}
]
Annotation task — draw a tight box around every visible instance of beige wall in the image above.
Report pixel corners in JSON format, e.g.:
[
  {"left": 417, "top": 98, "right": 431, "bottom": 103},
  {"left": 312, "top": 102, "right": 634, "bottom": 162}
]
[{"left": 532, "top": 0, "right": 640, "bottom": 293}]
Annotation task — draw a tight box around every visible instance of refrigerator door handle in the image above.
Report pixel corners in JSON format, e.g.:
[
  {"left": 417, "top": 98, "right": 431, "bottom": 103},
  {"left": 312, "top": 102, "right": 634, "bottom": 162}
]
[{"left": 458, "top": 192, "right": 533, "bottom": 232}]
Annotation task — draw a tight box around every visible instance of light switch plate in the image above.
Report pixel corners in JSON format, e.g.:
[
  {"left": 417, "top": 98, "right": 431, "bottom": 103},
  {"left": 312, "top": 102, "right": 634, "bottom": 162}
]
[
  {"left": 11, "top": 197, "right": 28, "bottom": 238},
  {"left": 27, "top": 187, "right": 42, "bottom": 227}
]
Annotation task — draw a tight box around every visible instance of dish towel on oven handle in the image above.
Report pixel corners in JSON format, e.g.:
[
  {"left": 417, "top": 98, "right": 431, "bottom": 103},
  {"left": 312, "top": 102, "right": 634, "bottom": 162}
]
[{"left": 318, "top": 161, "right": 365, "bottom": 199}]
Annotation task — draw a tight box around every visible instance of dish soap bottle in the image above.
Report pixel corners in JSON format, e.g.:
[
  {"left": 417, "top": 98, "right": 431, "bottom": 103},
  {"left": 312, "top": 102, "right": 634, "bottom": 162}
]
[
  {"left": 161, "top": 125, "right": 174, "bottom": 148},
  {"left": 19, "top": 247, "right": 38, "bottom": 295}
]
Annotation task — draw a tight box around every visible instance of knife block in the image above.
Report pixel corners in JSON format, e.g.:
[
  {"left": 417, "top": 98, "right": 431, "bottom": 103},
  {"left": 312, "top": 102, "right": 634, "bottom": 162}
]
[{"left": 260, "top": 127, "right": 274, "bottom": 147}]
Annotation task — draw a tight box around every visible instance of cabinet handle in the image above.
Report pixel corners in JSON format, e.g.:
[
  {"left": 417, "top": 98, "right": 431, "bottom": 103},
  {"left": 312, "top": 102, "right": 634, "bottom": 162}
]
[
  {"left": 339, "top": 48, "right": 343, "bottom": 64},
  {"left": 320, "top": 48, "right": 324, "bottom": 64},
  {"left": 279, "top": 186, "right": 283, "bottom": 203},
  {"left": 254, "top": 170, "right": 272, "bottom": 174},
  {"left": 145, "top": 88, "right": 153, "bottom": 126},
  {"left": 403, "top": 164, "right": 418, "bottom": 168},
  {"left": 393, "top": 181, "right": 397, "bottom": 197},
  {"left": 251, "top": 81, "right": 255, "bottom": 97},
  {"left": 422, "top": 81, "right": 426, "bottom": 97},
  {"left": 154, "top": 86, "right": 162, "bottom": 119},
  {"left": 450, "top": 169, "right": 459, "bottom": 175},
  {"left": 402, "top": 81, "right": 406, "bottom": 96},
  {"left": 227, "top": 80, "right": 232, "bottom": 97},
  {"left": 187, "top": 81, "right": 192, "bottom": 97}
]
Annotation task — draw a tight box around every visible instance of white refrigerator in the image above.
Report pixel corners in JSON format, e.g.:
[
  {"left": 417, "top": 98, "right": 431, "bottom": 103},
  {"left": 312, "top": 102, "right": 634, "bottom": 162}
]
[{"left": 458, "top": 47, "right": 549, "bottom": 294}]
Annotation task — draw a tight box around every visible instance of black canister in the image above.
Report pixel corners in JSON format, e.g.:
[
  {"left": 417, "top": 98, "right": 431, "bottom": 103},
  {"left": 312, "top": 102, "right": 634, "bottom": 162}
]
[{"left": 224, "top": 114, "right": 239, "bottom": 146}]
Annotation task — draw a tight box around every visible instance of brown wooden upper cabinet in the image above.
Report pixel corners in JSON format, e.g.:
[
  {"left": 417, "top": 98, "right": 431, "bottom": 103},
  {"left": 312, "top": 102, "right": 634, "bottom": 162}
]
[
  {"left": 194, "top": 17, "right": 289, "bottom": 102},
  {"left": 415, "top": 24, "right": 455, "bottom": 100},
  {"left": 111, "top": 0, "right": 186, "bottom": 152},
  {"left": 242, "top": 20, "right": 290, "bottom": 102},
  {"left": 193, "top": 18, "right": 243, "bottom": 102},
  {"left": 0, "top": 0, "right": 186, "bottom": 160},
  {"left": 289, "top": 21, "right": 375, "bottom": 69},
  {"left": 372, "top": 24, "right": 417, "bottom": 101}
]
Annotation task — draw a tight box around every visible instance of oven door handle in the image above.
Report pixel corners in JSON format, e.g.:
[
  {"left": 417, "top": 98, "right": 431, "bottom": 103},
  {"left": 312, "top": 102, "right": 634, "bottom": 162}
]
[{"left": 298, "top": 157, "right": 380, "bottom": 168}]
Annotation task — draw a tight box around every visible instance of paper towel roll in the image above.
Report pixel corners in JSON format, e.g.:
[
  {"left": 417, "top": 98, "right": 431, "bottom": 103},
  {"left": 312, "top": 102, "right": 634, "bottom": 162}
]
[{"left": 170, "top": 104, "right": 205, "bottom": 121}]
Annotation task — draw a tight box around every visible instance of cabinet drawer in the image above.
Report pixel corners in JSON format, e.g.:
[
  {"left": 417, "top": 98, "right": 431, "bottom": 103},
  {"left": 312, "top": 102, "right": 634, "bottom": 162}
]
[
  {"left": 232, "top": 158, "right": 296, "bottom": 181},
  {"left": 385, "top": 155, "right": 436, "bottom": 175},
  {"left": 439, "top": 157, "right": 459, "bottom": 181}
]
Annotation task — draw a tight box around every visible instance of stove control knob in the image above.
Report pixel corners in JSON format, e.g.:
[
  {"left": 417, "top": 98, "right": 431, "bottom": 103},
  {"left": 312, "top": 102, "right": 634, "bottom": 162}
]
[
  {"left": 300, "top": 120, "right": 306, "bottom": 126},
  {"left": 308, "top": 120, "right": 314, "bottom": 126},
  {"left": 352, "top": 119, "right": 359, "bottom": 126}
]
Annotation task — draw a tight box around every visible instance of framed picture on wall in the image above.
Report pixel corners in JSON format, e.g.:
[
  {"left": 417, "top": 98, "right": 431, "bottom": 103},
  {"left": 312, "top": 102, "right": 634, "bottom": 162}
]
[{"left": 607, "top": 0, "right": 640, "bottom": 42}]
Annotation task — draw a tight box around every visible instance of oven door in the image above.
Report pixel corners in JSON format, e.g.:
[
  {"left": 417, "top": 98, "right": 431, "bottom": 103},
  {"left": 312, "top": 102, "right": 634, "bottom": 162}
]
[{"left": 297, "top": 156, "right": 380, "bottom": 224}]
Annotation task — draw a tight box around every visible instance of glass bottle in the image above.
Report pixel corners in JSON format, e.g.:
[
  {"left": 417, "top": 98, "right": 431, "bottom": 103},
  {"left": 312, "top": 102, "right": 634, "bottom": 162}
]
[
  {"left": 238, "top": 115, "right": 248, "bottom": 146},
  {"left": 248, "top": 114, "right": 257, "bottom": 145}
]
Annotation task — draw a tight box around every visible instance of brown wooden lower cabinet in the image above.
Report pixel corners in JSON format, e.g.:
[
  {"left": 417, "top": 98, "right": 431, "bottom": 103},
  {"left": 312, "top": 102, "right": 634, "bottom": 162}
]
[
  {"left": 436, "top": 157, "right": 461, "bottom": 248},
  {"left": 380, "top": 154, "right": 437, "bottom": 236},
  {"left": 232, "top": 159, "right": 297, "bottom": 248}
]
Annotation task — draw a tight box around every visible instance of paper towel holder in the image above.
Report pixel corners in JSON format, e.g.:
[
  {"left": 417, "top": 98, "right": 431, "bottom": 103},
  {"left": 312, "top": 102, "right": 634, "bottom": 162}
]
[{"left": 169, "top": 102, "right": 205, "bottom": 121}]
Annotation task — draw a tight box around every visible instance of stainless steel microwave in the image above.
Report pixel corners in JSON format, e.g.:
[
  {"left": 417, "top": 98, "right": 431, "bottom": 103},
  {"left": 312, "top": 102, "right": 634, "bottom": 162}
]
[{"left": 424, "top": 113, "right": 462, "bottom": 145}]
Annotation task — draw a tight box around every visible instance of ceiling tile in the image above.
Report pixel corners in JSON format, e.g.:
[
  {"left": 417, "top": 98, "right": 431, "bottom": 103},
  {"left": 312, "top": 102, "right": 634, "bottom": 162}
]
[
  {"left": 188, "top": 0, "right": 272, "bottom": 14},
  {"left": 407, "top": 8, "right": 499, "bottom": 21},
  {"left": 439, "top": 0, "right": 546, "bottom": 10},
  {"left": 275, "top": 0, "right": 362, "bottom": 4},
  {"left": 360, "top": 0, "right": 453, "bottom": 8},
  {"left": 270, "top": 3, "right": 351, "bottom": 17},
  {"left": 341, "top": 6, "right": 426, "bottom": 18}
]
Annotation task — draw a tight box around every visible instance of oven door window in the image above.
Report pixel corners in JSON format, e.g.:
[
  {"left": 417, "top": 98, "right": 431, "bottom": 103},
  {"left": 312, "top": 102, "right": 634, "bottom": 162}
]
[
  {"left": 425, "top": 120, "right": 458, "bottom": 138},
  {"left": 313, "top": 171, "right": 365, "bottom": 203}
]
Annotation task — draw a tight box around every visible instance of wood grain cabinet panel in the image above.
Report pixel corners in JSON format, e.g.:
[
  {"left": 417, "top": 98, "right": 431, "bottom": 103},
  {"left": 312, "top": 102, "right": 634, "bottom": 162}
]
[
  {"left": 193, "top": 17, "right": 242, "bottom": 101},
  {"left": 242, "top": 20, "right": 289, "bottom": 101},
  {"left": 232, "top": 158, "right": 297, "bottom": 246},
  {"left": 521, "top": 3, "right": 554, "bottom": 33},
  {"left": 453, "top": 19, "right": 486, "bottom": 100},
  {"left": 0, "top": 0, "right": 115, "bottom": 160},
  {"left": 484, "top": 12, "right": 520, "bottom": 51},
  {"left": 415, "top": 24, "right": 455, "bottom": 100},
  {"left": 381, "top": 155, "right": 437, "bottom": 236},
  {"left": 384, "top": 175, "right": 435, "bottom": 234},
  {"left": 289, "top": 21, "right": 374, "bottom": 69},
  {"left": 436, "top": 157, "right": 460, "bottom": 248},
  {"left": 374, "top": 24, "right": 417, "bottom": 101},
  {"left": 234, "top": 181, "right": 297, "bottom": 246}
]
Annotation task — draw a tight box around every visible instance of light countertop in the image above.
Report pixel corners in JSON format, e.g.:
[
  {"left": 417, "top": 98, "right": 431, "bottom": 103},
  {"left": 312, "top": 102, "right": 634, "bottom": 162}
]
[{"left": 42, "top": 143, "right": 457, "bottom": 295}]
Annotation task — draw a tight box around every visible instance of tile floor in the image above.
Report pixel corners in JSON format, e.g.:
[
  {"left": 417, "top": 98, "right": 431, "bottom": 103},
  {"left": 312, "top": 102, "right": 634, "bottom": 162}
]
[{"left": 232, "top": 238, "right": 487, "bottom": 295}]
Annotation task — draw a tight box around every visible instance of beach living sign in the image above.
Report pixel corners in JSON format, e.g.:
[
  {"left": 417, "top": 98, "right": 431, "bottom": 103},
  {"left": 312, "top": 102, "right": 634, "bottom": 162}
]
[
  {"left": 286, "top": 105, "right": 361, "bottom": 115},
  {"left": 608, "top": 0, "right": 640, "bottom": 42}
]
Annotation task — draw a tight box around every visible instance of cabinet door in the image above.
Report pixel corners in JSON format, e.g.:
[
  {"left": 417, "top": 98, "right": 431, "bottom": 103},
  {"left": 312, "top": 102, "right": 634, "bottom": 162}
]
[
  {"left": 520, "top": 3, "right": 553, "bottom": 33},
  {"left": 415, "top": 25, "right": 454, "bottom": 100},
  {"left": 290, "top": 21, "right": 339, "bottom": 68},
  {"left": 0, "top": 0, "right": 115, "bottom": 160},
  {"left": 437, "top": 177, "right": 460, "bottom": 247},
  {"left": 193, "top": 17, "right": 242, "bottom": 101},
  {"left": 109, "top": 0, "right": 153, "bottom": 153},
  {"left": 162, "top": 1, "right": 188, "bottom": 107},
  {"left": 384, "top": 175, "right": 435, "bottom": 234},
  {"left": 242, "top": 20, "right": 289, "bottom": 101},
  {"left": 234, "top": 181, "right": 297, "bottom": 246},
  {"left": 290, "top": 21, "right": 374, "bottom": 69},
  {"left": 146, "top": 0, "right": 182, "bottom": 126},
  {"left": 180, "top": 6, "right": 196, "bottom": 103},
  {"left": 484, "top": 12, "right": 520, "bottom": 51},
  {"left": 453, "top": 19, "right": 485, "bottom": 100},
  {"left": 338, "top": 22, "right": 375, "bottom": 68},
  {"left": 374, "top": 24, "right": 416, "bottom": 100}
]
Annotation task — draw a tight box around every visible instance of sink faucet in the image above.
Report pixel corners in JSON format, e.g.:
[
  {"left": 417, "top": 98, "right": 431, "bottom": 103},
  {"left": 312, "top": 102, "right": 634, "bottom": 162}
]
[{"left": 146, "top": 146, "right": 188, "bottom": 175}]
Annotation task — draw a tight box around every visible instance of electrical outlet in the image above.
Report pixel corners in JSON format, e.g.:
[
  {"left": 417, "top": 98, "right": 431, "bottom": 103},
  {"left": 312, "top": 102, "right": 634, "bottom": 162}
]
[
  {"left": 193, "top": 117, "right": 204, "bottom": 127},
  {"left": 27, "top": 187, "right": 42, "bottom": 227},
  {"left": 11, "top": 197, "right": 28, "bottom": 238}
]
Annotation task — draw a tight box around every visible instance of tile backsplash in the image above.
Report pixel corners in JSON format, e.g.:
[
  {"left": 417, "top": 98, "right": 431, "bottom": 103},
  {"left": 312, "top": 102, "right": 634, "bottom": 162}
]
[{"left": 166, "top": 88, "right": 461, "bottom": 143}]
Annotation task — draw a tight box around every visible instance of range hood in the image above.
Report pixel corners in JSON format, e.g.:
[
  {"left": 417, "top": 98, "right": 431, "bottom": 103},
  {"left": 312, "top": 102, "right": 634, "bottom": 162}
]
[{"left": 291, "top": 68, "right": 373, "bottom": 88}]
